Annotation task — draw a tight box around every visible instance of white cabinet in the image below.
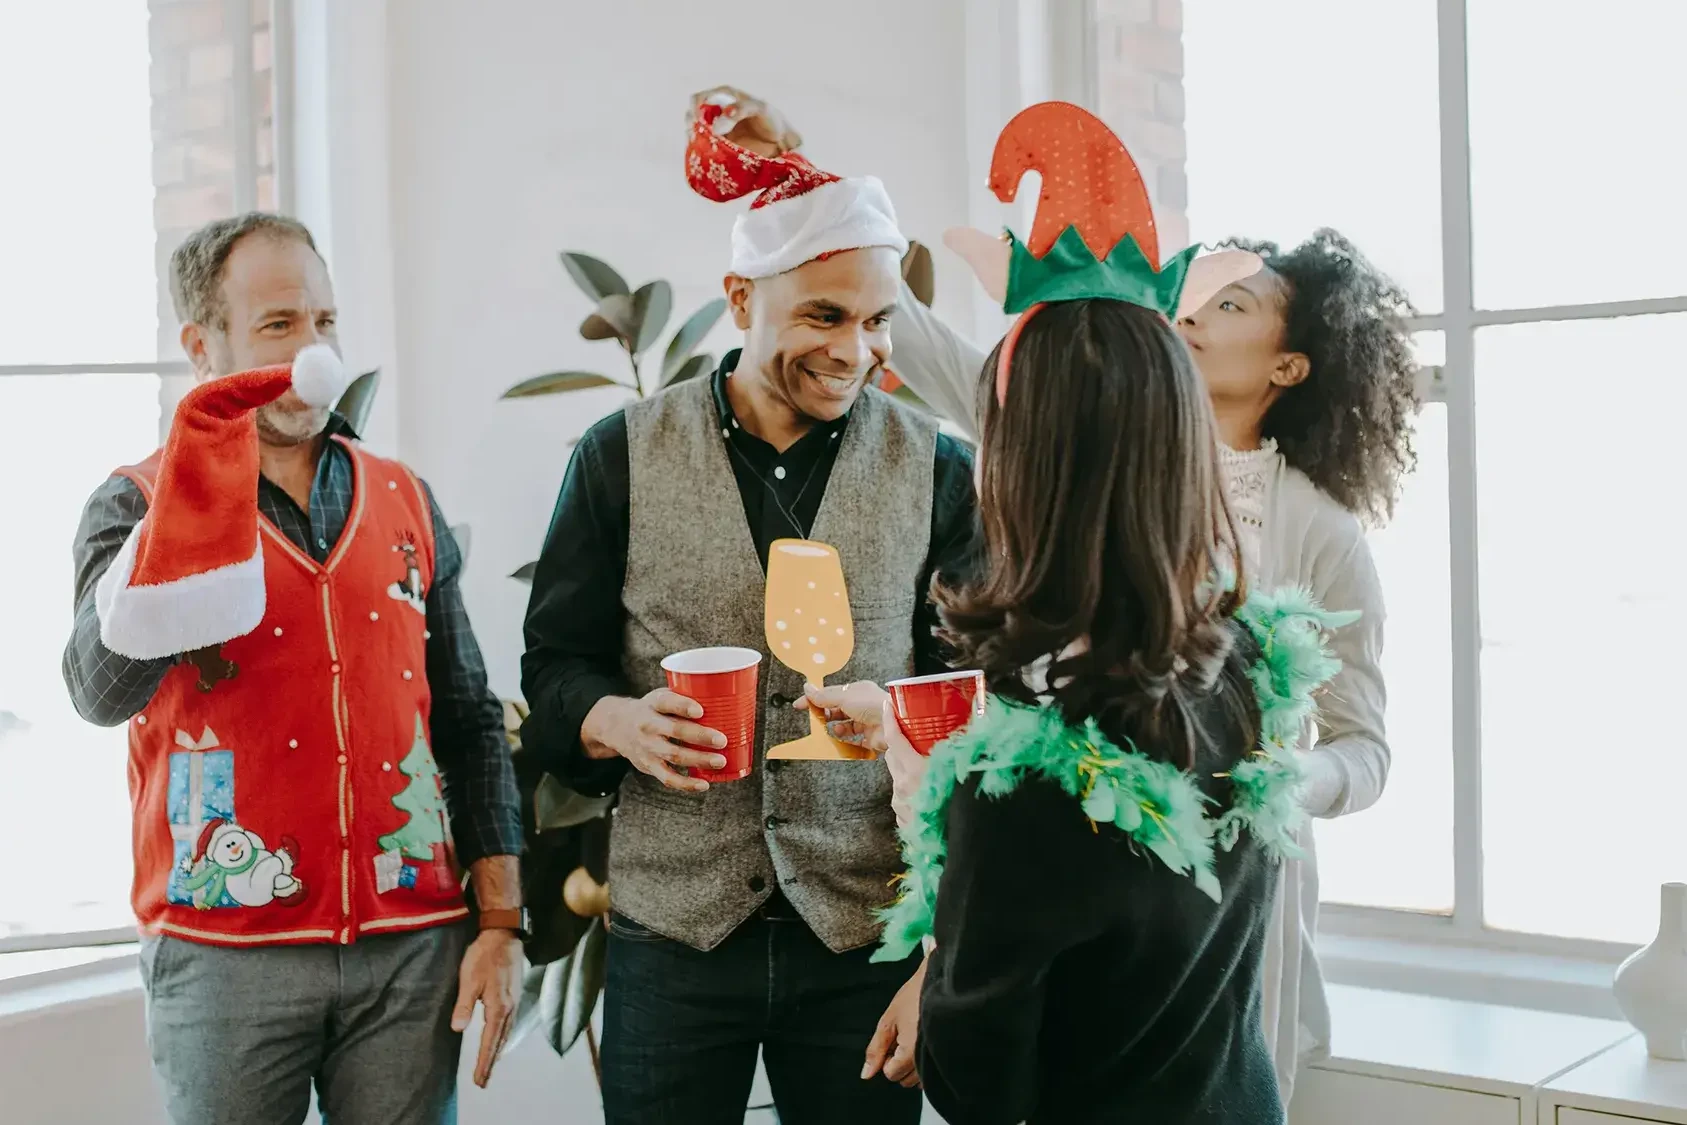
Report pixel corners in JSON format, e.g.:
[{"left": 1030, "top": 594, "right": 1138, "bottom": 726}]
[
  {"left": 1539, "top": 1037, "right": 1687, "bottom": 1125},
  {"left": 1557, "top": 1111, "right": 1667, "bottom": 1125},
  {"left": 1288, "top": 986, "right": 1633, "bottom": 1125},
  {"left": 1292, "top": 1069, "right": 1519, "bottom": 1125}
]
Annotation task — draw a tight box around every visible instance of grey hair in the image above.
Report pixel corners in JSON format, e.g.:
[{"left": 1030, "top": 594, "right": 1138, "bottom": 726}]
[{"left": 168, "top": 212, "right": 319, "bottom": 330}]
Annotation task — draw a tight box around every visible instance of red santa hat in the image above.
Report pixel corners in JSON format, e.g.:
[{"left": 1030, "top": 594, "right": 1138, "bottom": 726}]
[
  {"left": 686, "top": 99, "right": 907, "bottom": 278},
  {"left": 95, "top": 345, "right": 350, "bottom": 660}
]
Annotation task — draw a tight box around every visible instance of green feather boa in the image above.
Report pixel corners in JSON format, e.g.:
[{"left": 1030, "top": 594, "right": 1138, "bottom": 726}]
[{"left": 872, "top": 585, "right": 1359, "bottom": 963}]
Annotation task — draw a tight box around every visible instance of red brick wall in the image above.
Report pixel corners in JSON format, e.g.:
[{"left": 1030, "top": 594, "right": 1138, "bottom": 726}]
[{"left": 1093, "top": 0, "right": 1188, "bottom": 255}]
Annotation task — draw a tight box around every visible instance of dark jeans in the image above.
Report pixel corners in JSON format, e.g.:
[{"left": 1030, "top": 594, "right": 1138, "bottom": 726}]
[{"left": 600, "top": 899, "right": 923, "bottom": 1125}]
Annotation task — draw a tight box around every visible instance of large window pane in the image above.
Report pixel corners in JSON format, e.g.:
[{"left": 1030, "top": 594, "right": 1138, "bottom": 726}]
[
  {"left": 0, "top": 374, "right": 161, "bottom": 939},
  {"left": 1317, "top": 399, "right": 1454, "bottom": 913},
  {"left": 1183, "top": 0, "right": 1443, "bottom": 312},
  {"left": 0, "top": 5, "right": 158, "bottom": 365},
  {"left": 1468, "top": 2, "right": 1687, "bottom": 309},
  {"left": 1477, "top": 316, "right": 1683, "bottom": 942}
]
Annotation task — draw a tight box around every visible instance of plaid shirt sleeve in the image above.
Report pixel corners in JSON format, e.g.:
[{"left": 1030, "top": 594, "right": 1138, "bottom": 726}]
[
  {"left": 418, "top": 481, "right": 524, "bottom": 864},
  {"left": 62, "top": 476, "right": 175, "bottom": 726}
]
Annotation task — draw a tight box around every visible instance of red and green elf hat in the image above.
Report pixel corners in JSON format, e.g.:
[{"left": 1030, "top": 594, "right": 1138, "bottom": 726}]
[{"left": 945, "top": 101, "right": 1262, "bottom": 404}]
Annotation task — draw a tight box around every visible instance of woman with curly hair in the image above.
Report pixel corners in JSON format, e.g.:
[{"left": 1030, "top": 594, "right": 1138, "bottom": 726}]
[{"left": 882, "top": 227, "right": 1418, "bottom": 1102}]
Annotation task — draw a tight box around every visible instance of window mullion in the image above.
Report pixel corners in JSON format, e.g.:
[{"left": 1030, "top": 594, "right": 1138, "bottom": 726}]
[
  {"left": 271, "top": 0, "right": 296, "bottom": 215},
  {"left": 1437, "top": 0, "right": 1484, "bottom": 937},
  {"left": 226, "top": 0, "right": 257, "bottom": 212}
]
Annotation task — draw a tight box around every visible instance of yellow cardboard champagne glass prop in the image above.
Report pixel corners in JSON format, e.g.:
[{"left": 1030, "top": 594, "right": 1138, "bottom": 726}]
[{"left": 764, "top": 540, "right": 874, "bottom": 761}]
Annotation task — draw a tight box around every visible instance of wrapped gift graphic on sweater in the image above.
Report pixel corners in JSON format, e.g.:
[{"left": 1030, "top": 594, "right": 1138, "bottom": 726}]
[
  {"left": 166, "top": 727, "right": 306, "bottom": 909},
  {"left": 166, "top": 728, "right": 237, "bottom": 906}
]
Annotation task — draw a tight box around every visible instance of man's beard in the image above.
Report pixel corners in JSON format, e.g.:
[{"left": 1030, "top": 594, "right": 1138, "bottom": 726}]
[{"left": 256, "top": 402, "right": 330, "bottom": 446}]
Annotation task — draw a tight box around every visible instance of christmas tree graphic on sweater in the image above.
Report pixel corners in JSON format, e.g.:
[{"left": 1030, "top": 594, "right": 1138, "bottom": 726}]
[{"left": 374, "top": 714, "right": 458, "bottom": 899}]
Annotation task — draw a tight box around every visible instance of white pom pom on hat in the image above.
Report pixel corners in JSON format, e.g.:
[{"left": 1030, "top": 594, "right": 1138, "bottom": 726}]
[{"left": 289, "top": 343, "right": 349, "bottom": 408}]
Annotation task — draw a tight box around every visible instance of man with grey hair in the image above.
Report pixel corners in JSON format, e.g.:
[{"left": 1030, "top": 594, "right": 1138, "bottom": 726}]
[{"left": 63, "top": 212, "right": 526, "bottom": 1125}]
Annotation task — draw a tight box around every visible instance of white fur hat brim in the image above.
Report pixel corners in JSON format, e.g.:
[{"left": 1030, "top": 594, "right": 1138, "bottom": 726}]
[{"left": 729, "top": 177, "right": 908, "bottom": 279}]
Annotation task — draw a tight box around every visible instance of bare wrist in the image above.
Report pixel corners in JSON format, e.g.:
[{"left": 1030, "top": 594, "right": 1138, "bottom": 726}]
[{"left": 580, "top": 695, "right": 627, "bottom": 761}]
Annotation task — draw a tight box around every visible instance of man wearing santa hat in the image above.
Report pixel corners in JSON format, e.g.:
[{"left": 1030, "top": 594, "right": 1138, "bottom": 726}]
[
  {"left": 520, "top": 93, "right": 979, "bottom": 1122},
  {"left": 62, "top": 212, "right": 524, "bottom": 1124}
]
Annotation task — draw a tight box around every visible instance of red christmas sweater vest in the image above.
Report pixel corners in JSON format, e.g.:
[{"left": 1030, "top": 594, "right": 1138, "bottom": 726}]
[{"left": 118, "top": 437, "right": 468, "bottom": 946}]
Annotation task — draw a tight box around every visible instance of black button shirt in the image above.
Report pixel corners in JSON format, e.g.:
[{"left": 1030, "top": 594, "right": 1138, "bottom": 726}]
[{"left": 520, "top": 351, "right": 980, "bottom": 796}]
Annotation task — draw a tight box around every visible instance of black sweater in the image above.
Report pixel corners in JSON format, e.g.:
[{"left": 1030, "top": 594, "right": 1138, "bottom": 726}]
[{"left": 917, "top": 682, "right": 1284, "bottom": 1125}]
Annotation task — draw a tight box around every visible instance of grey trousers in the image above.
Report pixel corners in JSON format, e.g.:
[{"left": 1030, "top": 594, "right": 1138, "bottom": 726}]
[{"left": 139, "top": 923, "right": 470, "bottom": 1125}]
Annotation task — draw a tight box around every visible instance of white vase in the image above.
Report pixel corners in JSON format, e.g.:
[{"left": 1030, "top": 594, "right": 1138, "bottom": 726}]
[{"left": 1614, "top": 882, "right": 1687, "bottom": 1060}]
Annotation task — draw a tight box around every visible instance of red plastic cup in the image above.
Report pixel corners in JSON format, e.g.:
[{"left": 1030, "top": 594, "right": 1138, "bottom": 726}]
[
  {"left": 661, "top": 647, "right": 763, "bottom": 783},
  {"left": 887, "top": 670, "right": 986, "bottom": 755}
]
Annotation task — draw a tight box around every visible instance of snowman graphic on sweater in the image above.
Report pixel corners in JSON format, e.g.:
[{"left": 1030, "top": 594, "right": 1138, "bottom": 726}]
[{"left": 181, "top": 818, "right": 307, "bottom": 910}]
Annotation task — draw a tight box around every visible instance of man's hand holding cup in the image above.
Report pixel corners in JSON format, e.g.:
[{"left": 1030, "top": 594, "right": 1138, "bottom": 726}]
[{"left": 580, "top": 690, "right": 728, "bottom": 793}]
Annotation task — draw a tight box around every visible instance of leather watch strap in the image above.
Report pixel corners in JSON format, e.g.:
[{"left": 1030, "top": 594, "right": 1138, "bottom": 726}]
[{"left": 477, "top": 907, "right": 529, "bottom": 939}]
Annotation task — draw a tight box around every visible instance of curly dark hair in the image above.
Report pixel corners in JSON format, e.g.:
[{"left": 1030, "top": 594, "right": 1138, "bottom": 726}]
[{"left": 1221, "top": 229, "right": 1420, "bottom": 526}]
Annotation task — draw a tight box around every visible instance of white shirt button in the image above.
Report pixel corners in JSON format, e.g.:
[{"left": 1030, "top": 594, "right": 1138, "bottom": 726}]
[
  {"left": 402, "top": 670, "right": 414, "bottom": 681},
  {"left": 289, "top": 739, "right": 299, "bottom": 749},
  {"left": 369, "top": 611, "right": 379, "bottom": 622},
  {"left": 387, "top": 480, "right": 398, "bottom": 490},
  {"left": 136, "top": 715, "right": 147, "bottom": 726},
  {"left": 337, "top": 754, "right": 348, "bottom": 765},
  {"left": 773, "top": 466, "right": 787, "bottom": 480},
  {"left": 274, "top": 627, "right": 284, "bottom": 637},
  {"left": 383, "top": 762, "right": 392, "bottom": 772}
]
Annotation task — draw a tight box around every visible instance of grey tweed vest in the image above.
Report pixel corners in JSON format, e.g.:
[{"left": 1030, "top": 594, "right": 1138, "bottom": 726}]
[{"left": 610, "top": 375, "right": 937, "bottom": 952}]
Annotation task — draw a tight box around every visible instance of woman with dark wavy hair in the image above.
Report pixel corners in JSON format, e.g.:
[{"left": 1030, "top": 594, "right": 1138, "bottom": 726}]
[
  {"left": 862, "top": 296, "right": 1349, "bottom": 1125},
  {"left": 887, "top": 227, "right": 1413, "bottom": 1102}
]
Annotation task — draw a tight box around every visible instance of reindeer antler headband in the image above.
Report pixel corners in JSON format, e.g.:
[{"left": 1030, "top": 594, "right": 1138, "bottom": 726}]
[{"left": 943, "top": 102, "right": 1263, "bottom": 407}]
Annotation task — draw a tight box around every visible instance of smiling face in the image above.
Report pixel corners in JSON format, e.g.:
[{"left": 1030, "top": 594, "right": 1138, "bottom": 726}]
[
  {"left": 211, "top": 830, "right": 252, "bottom": 869},
  {"left": 726, "top": 246, "right": 901, "bottom": 425},
  {"left": 1175, "top": 267, "right": 1308, "bottom": 416}
]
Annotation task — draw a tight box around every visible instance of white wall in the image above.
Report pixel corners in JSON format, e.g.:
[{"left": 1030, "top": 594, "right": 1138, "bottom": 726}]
[{"left": 383, "top": 0, "right": 978, "bottom": 697}]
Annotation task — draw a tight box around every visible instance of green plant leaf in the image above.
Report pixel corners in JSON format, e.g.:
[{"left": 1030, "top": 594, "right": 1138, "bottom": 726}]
[
  {"left": 582, "top": 293, "right": 637, "bottom": 344},
  {"left": 534, "top": 775, "right": 615, "bottom": 832},
  {"left": 506, "top": 962, "right": 550, "bottom": 1052},
  {"left": 666, "top": 353, "right": 713, "bottom": 388},
  {"left": 501, "top": 372, "right": 621, "bottom": 399},
  {"left": 662, "top": 298, "right": 727, "bottom": 383},
  {"left": 449, "top": 524, "right": 471, "bottom": 571},
  {"left": 510, "top": 560, "right": 538, "bottom": 584},
  {"left": 631, "top": 281, "right": 673, "bottom": 355},
  {"left": 902, "top": 240, "right": 936, "bottom": 307},
  {"left": 579, "top": 314, "right": 617, "bottom": 341},
  {"left": 542, "top": 918, "right": 607, "bottom": 1057},
  {"left": 334, "top": 369, "right": 381, "bottom": 434},
  {"left": 890, "top": 383, "right": 930, "bottom": 411},
  {"left": 560, "top": 252, "right": 629, "bottom": 302}
]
